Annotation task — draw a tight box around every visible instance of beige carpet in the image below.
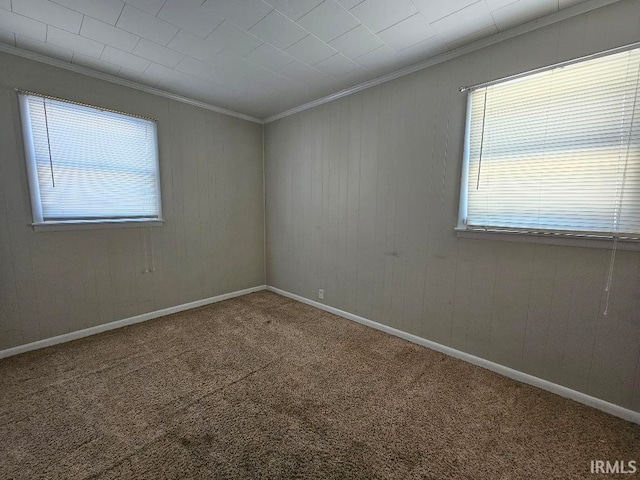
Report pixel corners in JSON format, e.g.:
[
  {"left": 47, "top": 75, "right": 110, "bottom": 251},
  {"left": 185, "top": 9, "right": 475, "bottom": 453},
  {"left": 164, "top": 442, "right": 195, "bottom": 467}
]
[{"left": 0, "top": 291, "right": 638, "bottom": 479}]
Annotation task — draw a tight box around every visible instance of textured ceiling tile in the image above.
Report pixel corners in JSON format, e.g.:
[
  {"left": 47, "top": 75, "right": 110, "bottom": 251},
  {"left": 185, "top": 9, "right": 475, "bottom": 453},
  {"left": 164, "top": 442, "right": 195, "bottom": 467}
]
[
  {"left": 0, "top": 9, "right": 47, "bottom": 41},
  {"left": 121, "top": 0, "right": 164, "bottom": 16},
  {"left": 396, "top": 35, "right": 447, "bottom": 62},
  {"left": 16, "top": 33, "right": 73, "bottom": 61},
  {"left": 145, "top": 61, "right": 188, "bottom": 84},
  {"left": 101, "top": 45, "right": 151, "bottom": 71},
  {"left": 80, "top": 16, "right": 140, "bottom": 52},
  {"left": 314, "top": 52, "right": 359, "bottom": 77},
  {"left": 491, "top": 0, "right": 558, "bottom": 31},
  {"left": 117, "top": 66, "right": 155, "bottom": 84},
  {"left": 431, "top": 1, "right": 495, "bottom": 40},
  {"left": 132, "top": 38, "right": 184, "bottom": 68},
  {"left": 485, "top": 0, "right": 519, "bottom": 11},
  {"left": 206, "top": 21, "right": 263, "bottom": 58},
  {"left": 244, "top": 42, "right": 295, "bottom": 70},
  {"left": 349, "top": 0, "right": 417, "bottom": 33},
  {"left": 175, "top": 56, "right": 219, "bottom": 82},
  {"left": 157, "top": 0, "right": 223, "bottom": 38},
  {"left": 253, "top": 68, "right": 297, "bottom": 90},
  {"left": 285, "top": 34, "right": 336, "bottom": 65},
  {"left": 209, "top": 51, "right": 265, "bottom": 80},
  {"left": 47, "top": 26, "right": 105, "bottom": 57},
  {"left": 167, "top": 29, "right": 223, "bottom": 64},
  {"left": 117, "top": 4, "right": 179, "bottom": 45},
  {"left": 353, "top": 44, "right": 402, "bottom": 72},
  {"left": 411, "top": 0, "right": 478, "bottom": 22},
  {"left": 264, "top": 0, "right": 324, "bottom": 20},
  {"left": 328, "top": 25, "right": 382, "bottom": 59},
  {"left": 0, "top": 0, "right": 597, "bottom": 119},
  {"left": 377, "top": 13, "right": 436, "bottom": 51},
  {"left": 13, "top": 0, "right": 83, "bottom": 34},
  {"left": 202, "top": 0, "right": 273, "bottom": 30},
  {"left": 445, "top": 24, "right": 497, "bottom": 49},
  {"left": 279, "top": 59, "right": 323, "bottom": 82},
  {"left": 337, "top": 0, "right": 364, "bottom": 9},
  {"left": 71, "top": 51, "right": 121, "bottom": 74},
  {"left": 249, "top": 10, "right": 308, "bottom": 49},
  {"left": 297, "top": 0, "right": 359, "bottom": 42},
  {"left": 51, "top": 0, "right": 125, "bottom": 26}
]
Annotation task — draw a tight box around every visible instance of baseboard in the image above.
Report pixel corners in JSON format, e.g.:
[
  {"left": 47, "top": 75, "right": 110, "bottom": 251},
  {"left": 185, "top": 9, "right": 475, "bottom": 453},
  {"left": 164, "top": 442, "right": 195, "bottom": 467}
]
[
  {"left": 0, "top": 285, "right": 267, "bottom": 360},
  {"left": 266, "top": 286, "right": 640, "bottom": 425}
]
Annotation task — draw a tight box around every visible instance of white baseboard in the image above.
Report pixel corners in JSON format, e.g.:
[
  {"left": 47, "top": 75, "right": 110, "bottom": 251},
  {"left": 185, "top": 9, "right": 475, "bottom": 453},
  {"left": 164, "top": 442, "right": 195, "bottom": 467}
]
[
  {"left": 266, "top": 286, "right": 640, "bottom": 425},
  {"left": 0, "top": 285, "right": 267, "bottom": 360}
]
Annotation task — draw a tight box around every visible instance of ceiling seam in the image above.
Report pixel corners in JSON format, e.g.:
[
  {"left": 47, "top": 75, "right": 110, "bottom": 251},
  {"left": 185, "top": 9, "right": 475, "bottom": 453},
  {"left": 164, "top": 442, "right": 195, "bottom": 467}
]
[
  {"left": 263, "top": 0, "right": 622, "bottom": 123},
  {"left": 0, "top": 43, "right": 264, "bottom": 124}
]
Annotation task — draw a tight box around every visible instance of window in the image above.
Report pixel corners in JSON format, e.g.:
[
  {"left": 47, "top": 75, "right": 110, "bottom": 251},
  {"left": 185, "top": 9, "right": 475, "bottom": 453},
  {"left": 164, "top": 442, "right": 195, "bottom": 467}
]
[
  {"left": 19, "top": 92, "right": 162, "bottom": 228},
  {"left": 458, "top": 46, "right": 640, "bottom": 240}
]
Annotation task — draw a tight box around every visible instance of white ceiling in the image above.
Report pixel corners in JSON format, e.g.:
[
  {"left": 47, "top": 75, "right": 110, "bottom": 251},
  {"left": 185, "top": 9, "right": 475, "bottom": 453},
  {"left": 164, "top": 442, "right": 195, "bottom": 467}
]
[{"left": 0, "top": 0, "right": 593, "bottom": 119}]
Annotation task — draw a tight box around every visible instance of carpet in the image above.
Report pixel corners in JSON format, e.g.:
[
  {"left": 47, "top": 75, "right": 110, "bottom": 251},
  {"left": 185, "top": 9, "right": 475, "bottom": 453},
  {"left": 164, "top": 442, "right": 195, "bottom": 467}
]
[{"left": 0, "top": 291, "right": 638, "bottom": 479}]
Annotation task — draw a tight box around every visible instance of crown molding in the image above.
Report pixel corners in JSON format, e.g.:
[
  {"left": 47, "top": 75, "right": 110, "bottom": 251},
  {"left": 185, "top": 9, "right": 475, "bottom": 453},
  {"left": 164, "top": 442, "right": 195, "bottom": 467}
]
[
  {"left": 0, "top": 44, "right": 263, "bottom": 124},
  {"left": 0, "top": 0, "right": 622, "bottom": 124},
  {"left": 263, "top": 0, "right": 621, "bottom": 123}
]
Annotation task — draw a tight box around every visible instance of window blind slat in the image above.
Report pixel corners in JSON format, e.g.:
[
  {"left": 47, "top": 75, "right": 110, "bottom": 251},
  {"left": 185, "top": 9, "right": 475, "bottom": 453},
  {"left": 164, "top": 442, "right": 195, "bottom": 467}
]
[
  {"left": 20, "top": 94, "right": 161, "bottom": 223},
  {"left": 463, "top": 47, "right": 640, "bottom": 237}
]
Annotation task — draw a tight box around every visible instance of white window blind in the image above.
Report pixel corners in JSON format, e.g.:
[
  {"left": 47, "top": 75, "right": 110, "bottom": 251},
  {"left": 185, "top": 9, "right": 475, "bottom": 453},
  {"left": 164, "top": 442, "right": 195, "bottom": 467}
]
[
  {"left": 459, "top": 47, "right": 640, "bottom": 238},
  {"left": 19, "top": 92, "right": 162, "bottom": 225}
]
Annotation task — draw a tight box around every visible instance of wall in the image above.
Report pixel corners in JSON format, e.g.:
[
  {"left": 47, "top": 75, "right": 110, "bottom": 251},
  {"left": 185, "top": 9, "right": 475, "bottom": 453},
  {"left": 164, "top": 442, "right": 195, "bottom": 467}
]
[
  {"left": 265, "top": 0, "right": 640, "bottom": 412},
  {"left": 0, "top": 52, "right": 265, "bottom": 350}
]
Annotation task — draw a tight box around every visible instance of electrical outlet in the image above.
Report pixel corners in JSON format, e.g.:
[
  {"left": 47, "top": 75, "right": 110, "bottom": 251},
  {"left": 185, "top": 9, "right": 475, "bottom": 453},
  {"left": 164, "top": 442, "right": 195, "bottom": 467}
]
[{"left": 318, "top": 289, "right": 324, "bottom": 300}]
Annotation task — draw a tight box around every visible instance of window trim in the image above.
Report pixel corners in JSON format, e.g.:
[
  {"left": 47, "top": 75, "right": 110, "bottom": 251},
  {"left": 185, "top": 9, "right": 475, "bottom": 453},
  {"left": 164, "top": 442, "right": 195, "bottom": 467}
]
[
  {"left": 30, "top": 219, "right": 164, "bottom": 233},
  {"left": 455, "top": 228, "right": 640, "bottom": 251},
  {"left": 18, "top": 91, "right": 164, "bottom": 231},
  {"left": 455, "top": 43, "right": 640, "bottom": 247},
  {"left": 458, "top": 41, "right": 640, "bottom": 93}
]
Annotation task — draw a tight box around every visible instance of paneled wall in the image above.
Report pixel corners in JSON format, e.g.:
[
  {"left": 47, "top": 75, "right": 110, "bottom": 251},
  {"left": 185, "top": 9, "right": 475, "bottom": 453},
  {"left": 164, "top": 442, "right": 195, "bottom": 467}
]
[
  {"left": 265, "top": 0, "right": 640, "bottom": 411},
  {"left": 0, "top": 52, "right": 265, "bottom": 350}
]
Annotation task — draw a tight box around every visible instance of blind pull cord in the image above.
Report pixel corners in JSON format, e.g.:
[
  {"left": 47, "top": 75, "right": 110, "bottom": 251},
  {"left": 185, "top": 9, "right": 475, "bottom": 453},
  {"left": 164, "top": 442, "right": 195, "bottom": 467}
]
[
  {"left": 476, "top": 88, "right": 488, "bottom": 190},
  {"left": 604, "top": 58, "right": 639, "bottom": 316},
  {"left": 42, "top": 99, "right": 55, "bottom": 188},
  {"left": 603, "top": 236, "right": 617, "bottom": 317}
]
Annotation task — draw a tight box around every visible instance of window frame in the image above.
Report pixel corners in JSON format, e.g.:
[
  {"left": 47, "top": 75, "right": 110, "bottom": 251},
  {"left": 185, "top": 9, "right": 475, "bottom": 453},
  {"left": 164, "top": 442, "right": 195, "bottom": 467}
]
[
  {"left": 455, "top": 43, "right": 640, "bottom": 250},
  {"left": 18, "top": 91, "right": 164, "bottom": 232}
]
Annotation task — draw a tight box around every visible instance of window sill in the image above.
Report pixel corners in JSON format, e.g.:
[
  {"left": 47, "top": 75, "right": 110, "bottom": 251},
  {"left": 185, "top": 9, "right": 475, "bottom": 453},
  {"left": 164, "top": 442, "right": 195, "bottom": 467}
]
[
  {"left": 455, "top": 228, "right": 640, "bottom": 251},
  {"left": 31, "top": 219, "right": 164, "bottom": 232}
]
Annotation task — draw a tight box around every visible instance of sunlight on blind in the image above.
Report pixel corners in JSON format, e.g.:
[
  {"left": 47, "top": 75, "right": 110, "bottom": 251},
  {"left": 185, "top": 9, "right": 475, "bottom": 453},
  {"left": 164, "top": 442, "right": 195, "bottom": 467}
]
[
  {"left": 464, "top": 48, "right": 640, "bottom": 236},
  {"left": 20, "top": 93, "right": 161, "bottom": 222}
]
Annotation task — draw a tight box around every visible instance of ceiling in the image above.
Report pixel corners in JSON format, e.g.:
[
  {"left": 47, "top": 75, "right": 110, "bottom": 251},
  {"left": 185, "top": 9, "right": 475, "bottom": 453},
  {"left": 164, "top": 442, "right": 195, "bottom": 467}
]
[{"left": 0, "top": 0, "right": 593, "bottom": 120}]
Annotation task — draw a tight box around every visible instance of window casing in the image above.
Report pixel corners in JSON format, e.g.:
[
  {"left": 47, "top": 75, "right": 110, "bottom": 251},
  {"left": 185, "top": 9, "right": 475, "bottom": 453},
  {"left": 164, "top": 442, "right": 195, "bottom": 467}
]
[
  {"left": 19, "top": 92, "right": 162, "bottom": 228},
  {"left": 457, "top": 46, "right": 640, "bottom": 241}
]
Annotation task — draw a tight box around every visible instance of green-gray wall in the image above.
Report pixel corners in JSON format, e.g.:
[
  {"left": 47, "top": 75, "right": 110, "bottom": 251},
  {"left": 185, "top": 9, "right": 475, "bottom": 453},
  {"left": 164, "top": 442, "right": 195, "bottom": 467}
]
[
  {"left": 265, "top": 0, "right": 640, "bottom": 412},
  {"left": 0, "top": 52, "right": 265, "bottom": 349}
]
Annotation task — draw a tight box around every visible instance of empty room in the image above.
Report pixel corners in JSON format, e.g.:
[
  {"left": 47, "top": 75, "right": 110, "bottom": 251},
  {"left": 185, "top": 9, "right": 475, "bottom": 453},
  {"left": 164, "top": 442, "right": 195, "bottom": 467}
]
[{"left": 0, "top": 0, "right": 639, "bottom": 478}]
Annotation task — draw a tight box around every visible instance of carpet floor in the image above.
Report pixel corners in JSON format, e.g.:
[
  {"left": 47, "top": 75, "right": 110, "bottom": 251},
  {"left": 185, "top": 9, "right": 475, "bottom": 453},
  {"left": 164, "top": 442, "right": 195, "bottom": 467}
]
[{"left": 0, "top": 291, "right": 638, "bottom": 479}]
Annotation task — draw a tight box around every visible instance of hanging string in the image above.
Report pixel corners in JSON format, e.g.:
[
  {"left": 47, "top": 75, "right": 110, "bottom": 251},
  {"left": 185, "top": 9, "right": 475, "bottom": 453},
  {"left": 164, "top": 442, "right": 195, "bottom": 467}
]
[
  {"left": 603, "top": 237, "right": 617, "bottom": 317},
  {"left": 476, "top": 88, "right": 488, "bottom": 190},
  {"left": 42, "top": 99, "right": 56, "bottom": 187},
  {"left": 603, "top": 52, "right": 638, "bottom": 316}
]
